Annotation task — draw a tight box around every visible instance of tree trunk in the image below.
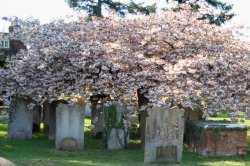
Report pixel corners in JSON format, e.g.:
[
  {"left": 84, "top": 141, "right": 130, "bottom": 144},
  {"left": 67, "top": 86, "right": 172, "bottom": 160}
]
[
  {"left": 96, "top": 0, "right": 102, "bottom": 17},
  {"left": 137, "top": 88, "right": 149, "bottom": 149}
]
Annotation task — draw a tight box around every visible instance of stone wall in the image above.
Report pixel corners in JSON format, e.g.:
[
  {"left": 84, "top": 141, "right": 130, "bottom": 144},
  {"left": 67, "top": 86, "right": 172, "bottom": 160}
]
[
  {"left": 186, "top": 121, "right": 248, "bottom": 157},
  {"left": 55, "top": 103, "right": 85, "bottom": 151},
  {"left": 8, "top": 98, "right": 33, "bottom": 140},
  {"left": 144, "top": 106, "right": 185, "bottom": 163}
]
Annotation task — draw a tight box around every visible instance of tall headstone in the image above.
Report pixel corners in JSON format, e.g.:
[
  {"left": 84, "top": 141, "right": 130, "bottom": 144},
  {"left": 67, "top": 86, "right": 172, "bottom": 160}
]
[
  {"left": 48, "top": 104, "right": 56, "bottom": 140},
  {"left": 144, "top": 106, "right": 185, "bottom": 163},
  {"left": 103, "top": 103, "right": 128, "bottom": 150},
  {"left": 42, "top": 102, "right": 50, "bottom": 132},
  {"left": 183, "top": 107, "right": 204, "bottom": 143},
  {"left": 8, "top": 97, "right": 33, "bottom": 140},
  {"left": 90, "top": 96, "right": 104, "bottom": 138},
  {"left": 32, "top": 105, "right": 42, "bottom": 132},
  {"left": 137, "top": 88, "right": 149, "bottom": 148},
  {"left": 43, "top": 101, "right": 57, "bottom": 139},
  {"left": 55, "top": 103, "right": 85, "bottom": 151}
]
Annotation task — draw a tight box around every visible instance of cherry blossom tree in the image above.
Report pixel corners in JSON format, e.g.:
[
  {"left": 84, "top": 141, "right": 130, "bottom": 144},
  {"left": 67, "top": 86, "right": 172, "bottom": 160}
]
[{"left": 0, "top": 3, "right": 249, "bottom": 118}]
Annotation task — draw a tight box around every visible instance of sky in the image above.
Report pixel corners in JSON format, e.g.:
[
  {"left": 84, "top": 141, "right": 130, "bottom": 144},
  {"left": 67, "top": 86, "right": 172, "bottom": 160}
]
[{"left": 0, "top": 0, "right": 249, "bottom": 40}]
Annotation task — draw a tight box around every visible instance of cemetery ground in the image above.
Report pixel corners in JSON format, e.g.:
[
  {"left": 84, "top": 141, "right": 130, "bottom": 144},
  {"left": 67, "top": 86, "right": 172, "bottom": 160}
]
[{"left": 0, "top": 114, "right": 249, "bottom": 166}]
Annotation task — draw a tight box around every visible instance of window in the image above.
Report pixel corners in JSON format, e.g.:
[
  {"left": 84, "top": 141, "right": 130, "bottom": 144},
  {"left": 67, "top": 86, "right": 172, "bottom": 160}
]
[{"left": 0, "top": 39, "right": 9, "bottom": 48}]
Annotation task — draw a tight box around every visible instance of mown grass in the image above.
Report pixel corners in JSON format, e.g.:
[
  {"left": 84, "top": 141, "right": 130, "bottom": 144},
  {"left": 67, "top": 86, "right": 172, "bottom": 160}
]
[{"left": 0, "top": 115, "right": 249, "bottom": 166}]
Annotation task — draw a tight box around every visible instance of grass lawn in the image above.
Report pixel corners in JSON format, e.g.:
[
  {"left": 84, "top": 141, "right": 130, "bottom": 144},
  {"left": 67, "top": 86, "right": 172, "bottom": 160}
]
[{"left": 0, "top": 115, "right": 249, "bottom": 166}]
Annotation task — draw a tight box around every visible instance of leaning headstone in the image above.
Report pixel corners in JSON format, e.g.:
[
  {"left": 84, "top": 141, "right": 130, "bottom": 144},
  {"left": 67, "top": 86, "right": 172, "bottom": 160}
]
[
  {"left": 32, "top": 105, "right": 42, "bottom": 132},
  {"left": 103, "top": 103, "right": 128, "bottom": 150},
  {"left": 0, "top": 157, "right": 16, "bottom": 166},
  {"left": 90, "top": 102, "right": 104, "bottom": 138},
  {"left": 144, "top": 106, "right": 185, "bottom": 163},
  {"left": 55, "top": 102, "right": 85, "bottom": 151},
  {"left": 8, "top": 97, "right": 33, "bottom": 140}
]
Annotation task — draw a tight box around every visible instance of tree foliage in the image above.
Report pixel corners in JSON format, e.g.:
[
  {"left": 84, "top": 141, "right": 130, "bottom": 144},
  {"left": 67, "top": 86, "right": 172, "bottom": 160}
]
[
  {"left": 67, "top": 0, "right": 156, "bottom": 17},
  {"left": 0, "top": 3, "right": 249, "bottom": 116},
  {"left": 67, "top": 0, "right": 234, "bottom": 25}
]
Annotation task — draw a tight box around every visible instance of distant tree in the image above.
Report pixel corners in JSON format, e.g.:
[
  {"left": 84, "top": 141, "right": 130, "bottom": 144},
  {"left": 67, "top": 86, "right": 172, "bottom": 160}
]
[
  {"left": 67, "top": 0, "right": 234, "bottom": 25},
  {"left": 66, "top": 0, "right": 156, "bottom": 17},
  {"left": 172, "top": 0, "right": 235, "bottom": 25}
]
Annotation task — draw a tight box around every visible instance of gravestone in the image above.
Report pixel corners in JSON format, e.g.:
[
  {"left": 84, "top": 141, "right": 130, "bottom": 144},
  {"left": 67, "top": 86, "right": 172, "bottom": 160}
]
[
  {"left": 144, "top": 106, "right": 185, "bottom": 163},
  {"left": 91, "top": 103, "right": 104, "bottom": 138},
  {"left": 55, "top": 103, "right": 85, "bottom": 151},
  {"left": 8, "top": 97, "right": 33, "bottom": 140},
  {"left": 48, "top": 104, "right": 56, "bottom": 140},
  {"left": 32, "top": 105, "right": 42, "bottom": 132},
  {"left": 183, "top": 107, "right": 204, "bottom": 143},
  {"left": 84, "top": 102, "right": 91, "bottom": 118},
  {"left": 42, "top": 102, "right": 50, "bottom": 132},
  {"left": 43, "top": 101, "right": 57, "bottom": 139},
  {"left": 244, "top": 107, "right": 250, "bottom": 120},
  {"left": 137, "top": 88, "right": 149, "bottom": 149},
  {"left": 104, "top": 103, "right": 128, "bottom": 150}
]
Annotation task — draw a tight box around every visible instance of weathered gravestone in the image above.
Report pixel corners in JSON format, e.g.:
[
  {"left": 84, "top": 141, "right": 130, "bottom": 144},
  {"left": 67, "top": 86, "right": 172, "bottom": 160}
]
[
  {"left": 183, "top": 107, "right": 204, "bottom": 143},
  {"left": 42, "top": 101, "right": 51, "bottom": 132},
  {"left": 55, "top": 102, "right": 85, "bottom": 151},
  {"left": 137, "top": 88, "right": 149, "bottom": 149},
  {"left": 32, "top": 105, "right": 42, "bottom": 132},
  {"left": 144, "top": 106, "right": 185, "bottom": 163},
  {"left": 43, "top": 101, "right": 57, "bottom": 140},
  {"left": 84, "top": 102, "right": 91, "bottom": 118},
  {"left": 90, "top": 98, "right": 104, "bottom": 138},
  {"left": 8, "top": 97, "right": 33, "bottom": 140},
  {"left": 104, "top": 103, "right": 129, "bottom": 150},
  {"left": 244, "top": 107, "right": 250, "bottom": 120}
]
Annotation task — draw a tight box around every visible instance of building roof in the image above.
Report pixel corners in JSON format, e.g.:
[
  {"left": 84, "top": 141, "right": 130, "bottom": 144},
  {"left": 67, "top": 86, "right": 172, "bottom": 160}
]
[{"left": 0, "top": 20, "right": 11, "bottom": 33}]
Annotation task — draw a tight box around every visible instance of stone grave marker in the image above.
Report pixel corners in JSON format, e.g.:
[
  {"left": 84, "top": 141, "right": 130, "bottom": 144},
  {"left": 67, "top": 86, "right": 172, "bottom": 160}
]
[
  {"left": 8, "top": 97, "right": 33, "bottom": 140},
  {"left": 90, "top": 101, "right": 104, "bottom": 138},
  {"left": 144, "top": 106, "right": 185, "bottom": 163},
  {"left": 244, "top": 107, "right": 250, "bottom": 120},
  {"left": 104, "top": 103, "right": 128, "bottom": 150},
  {"left": 55, "top": 102, "right": 85, "bottom": 151}
]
